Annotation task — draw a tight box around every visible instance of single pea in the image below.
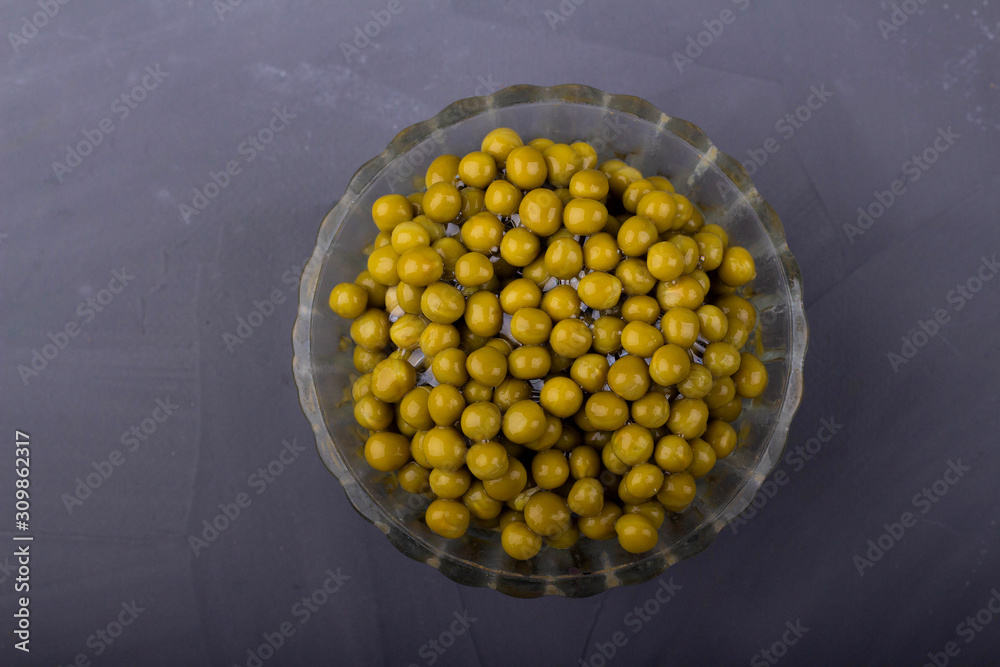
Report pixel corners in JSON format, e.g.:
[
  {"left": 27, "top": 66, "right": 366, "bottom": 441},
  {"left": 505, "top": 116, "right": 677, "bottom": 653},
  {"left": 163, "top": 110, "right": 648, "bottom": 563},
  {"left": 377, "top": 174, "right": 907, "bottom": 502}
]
[
  {"left": 364, "top": 431, "right": 411, "bottom": 472},
  {"left": 431, "top": 348, "right": 468, "bottom": 386},
  {"left": 704, "top": 376, "right": 736, "bottom": 409},
  {"left": 483, "top": 458, "right": 528, "bottom": 501},
  {"left": 355, "top": 270, "right": 387, "bottom": 309},
  {"left": 693, "top": 231, "right": 724, "bottom": 271},
  {"left": 429, "top": 467, "right": 472, "bottom": 499},
  {"left": 390, "top": 221, "right": 431, "bottom": 255},
  {"left": 608, "top": 165, "right": 643, "bottom": 198},
  {"left": 414, "top": 214, "right": 447, "bottom": 242},
  {"left": 570, "top": 353, "right": 610, "bottom": 393},
  {"left": 687, "top": 438, "right": 717, "bottom": 478},
  {"left": 576, "top": 271, "right": 622, "bottom": 312},
  {"left": 501, "top": 521, "right": 542, "bottom": 560},
  {"left": 678, "top": 364, "right": 713, "bottom": 399},
  {"left": 354, "top": 394, "right": 394, "bottom": 431},
  {"left": 616, "top": 258, "right": 657, "bottom": 296},
  {"left": 329, "top": 282, "right": 368, "bottom": 319},
  {"left": 509, "top": 307, "right": 552, "bottom": 346},
  {"left": 466, "top": 441, "right": 509, "bottom": 481},
  {"left": 463, "top": 480, "right": 504, "bottom": 520},
  {"left": 696, "top": 304, "right": 729, "bottom": 342},
  {"left": 502, "top": 400, "right": 547, "bottom": 444},
  {"left": 499, "top": 227, "right": 541, "bottom": 267},
  {"left": 657, "top": 471, "right": 696, "bottom": 512},
  {"left": 492, "top": 377, "right": 532, "bottom": 412},
  {"left": 464, "top": 290, "right": 503, "bottom": 338},
  {"left": 661, "top": 307, "right": 700, "bottom": 348},
  {"left": 579, "top": 501, "right": 623, "bottom": 540},
  {"left": 625, "top": 463, "right": 665, "bottom": 500},
  {"left": 532, "top": 450, "right": 570, "bottom": 489},
  {"left": 457, "top": 151, "right": 497, "bottom": 189},
  {"left": 409, "top": 432, "right": 431, "bottom": 468},
  {"left": 620, "top": 295, "right": 660, "bottom": 324},
  {"left": 607, "top": 354, "right": 651, "bottom": 401},
  {"left": 563, "top": 198, "right": 609, "bottom": 235},
  {"left": 539, "top": 376, "right": 585, "bottom": 418},
  {"left": 702, "top": 223, "right": 729, "bottom": 247},
  {"left": 481, "top": 127, "right": 523, "bottom": 165},
  {"left": 425, "top": 498, "right": 470, "bottom": 539},
  {"left": 427, "top": 384, "right": 465, "bottom": 426},
  {"left": 715, "top": 294, "right": 757, "bottom": 330},
  {"left": 498, "top": 509, "right": 524, "bottom": 531},
  {"left": 499, "top": 277, "right": 543, "bottom": 314},
  {"left": 465, "top": 345, "right": 507, "bottom": 387},
  {"left": 398, "top": 461, "right": 431, "bottom": 494},
  {"left": 724, "top": 318, "right": 751, "bottom": 349},
  {"left": 505, "top": 145, "right": 548, "bottom": 190},
  {"left": 615, "top": 513, "right": 658, "bottom": 554},
  {"left": 454, "top": 252, "right": 494, "bottom": 288},
  {"left": 646, "top": 241, "right": 685, "bottom": 283},
  {"left": 617, "top": 216, "right": 659, "bottom": 257},
  {"left": 367, "top": 245, "right": 400, "bottom": 286},
  {"left": 703, "top": 419, "right": 738, "bottom": 458},
  {"left": 419, "top": 322, "right": 460, "bottom": 356},
  {"left": 621, "top": 320, "right": 664, "bottom": 358},
  {"left": 598, "top": 158, "right": 627, "bottom": 174},
  {"left": 522, "top": 256, "right": 550, "bottom": 285},
  {"left": 718, "top": 246, "right": 757, "bottom": 286},
  {"left": 461, "top": 211, "right": 505, "bottom": 254},
  {"left": 567, "top": 478, "right": 604, "bottom": 517},
  {"left": 396, "top": 247, "right": 444, "bottom": 287},
  {"left": 422, "top": 426, "right": 468, "bottom": 472},
  {"left": 425, "top": 154, "right": 460, "bottom": 188},
  {"left": 423, "top": 182, "right": 462, "bottom": 223},
  {"left": 550, "top": 318, "right": 593, "bottom": 358},
  {"left": 371, "top": 193, "right": 413, "bottom": 232},
  {"left": 667, "top": 234, "right": 699, "bottom": 273},
  {"left": 459, "top": 187, "right": 486, "bottom": 222},
  {"left": 622, "top": 178, "right": 656, "bottom": 213},
  {"left": 370, "top": 358, "right": 416, "bottom": 403},
  {"left": 389, "top": 314, "right": 427, "bottom": 350},
  {"left": 671, "top": 194, "right": 694, "bottom": 230},
  {"left": 350, "top": 308, "right": 390, "bottom": 350},
  {"left": 524, "top": 490, "right": 572, "bottom": 538},
  {"left": 667, "top": 397, "right": 709, "bottom": 439},
  {"left": 395, "top": 411, "right": 417, "bottom": 438},
  {"left": 732, "top": 351, "right": 768, "bottom": 398},
  {"left": 432, "top": 237, "right": 467, "bottom": 274},
  {"left": 585, "top": 391, "right": 630, "bottom": 431},
  {"left": 461, "top": 402, "right": 502, "bottom": 441},
  {"left": 353, "top": 346, "right": 387, "bottom": 373},
  {"left": 624, "top": 500, "right": 667, "bottom": 529},
  {"left": 352, "top": 373, "right": 373, "bottom": 402},
  {"left": 583, "top": 233, "right": 620, "bottom": 272},
  {"left": 420, "top": 282, "right": 465, "bottom": 324},
  {"left": 544, "top": 237, "right": 584, "bottom": 280},
  {"left": 398, "top": 386, "right": 434, "bottom": 431},
  {"left": 585, "top": 317, "right": 620, "bottom": 356},
  {"left": 507, "top": 345, "right": 552, "bottom": 380},
  {"left": 517, "top": 187, "right": 563, "bottom": 236},
  {"left": 545, "top": 524, "right": 581, "bottom": 550},
  {"left": 570, "top": 141, "right": 599, "bottom": 169},
  {"left": 704, "top": 342, "right": 742, "bottom": 377},
  {"left": 635, "top": 191, "right": 678, "bottom": 232},
  {"left": 710, "top": 397, "right": 743, "bottom": 423},
  {"left": 568, "top": 445, "right": 601, "bottom": 479},
  {"left": 656, "top": 275, "right": 705, "bottom": 311},
  {"left": 484, "top": 179, "right": 523, "bottom": 217},
  {"left": 542, "top": 143, "right": 583, "bottom": 187},
  {"left": 540, "top": 284, "right": 582, "bottom": 321},
  {"left": 611, "top": 423, "right": 654, "bottom": 466},
  {"left": 631, "top": 392, "right": 671, "bottom": 429},
  {"left": 654, "top": 435, "right": 693, "bottom": 473},
  {"left": 647, "top": 175, "right": 675, "bottom": 192},
  {"left": 569, "top": 168, "right": 609, "bottom": 200},
  {"left": 690, "top": 269, "right": 711, "bottom": 295}
]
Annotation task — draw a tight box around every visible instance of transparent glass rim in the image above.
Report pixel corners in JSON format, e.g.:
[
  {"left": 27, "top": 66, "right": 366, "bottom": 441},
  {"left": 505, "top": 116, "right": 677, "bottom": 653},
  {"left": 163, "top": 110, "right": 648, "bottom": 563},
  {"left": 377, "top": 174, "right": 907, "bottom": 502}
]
[{"left": 292, "top": 83, "right": 808, "bottom": 597}]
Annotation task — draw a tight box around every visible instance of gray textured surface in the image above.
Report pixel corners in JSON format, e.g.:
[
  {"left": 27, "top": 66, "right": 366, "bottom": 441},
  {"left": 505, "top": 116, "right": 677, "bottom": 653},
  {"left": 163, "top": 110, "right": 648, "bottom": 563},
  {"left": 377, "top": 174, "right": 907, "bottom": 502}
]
[{"left": 2, "top": 0, "right": 1000, "bottom": 665}]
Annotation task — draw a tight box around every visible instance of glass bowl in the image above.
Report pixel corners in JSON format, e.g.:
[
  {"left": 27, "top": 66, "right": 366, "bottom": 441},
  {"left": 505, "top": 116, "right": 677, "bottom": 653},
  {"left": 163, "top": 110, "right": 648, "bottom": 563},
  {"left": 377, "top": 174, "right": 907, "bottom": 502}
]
[{"left": 292, "top": 84, "right": 807, "bottom": 598}]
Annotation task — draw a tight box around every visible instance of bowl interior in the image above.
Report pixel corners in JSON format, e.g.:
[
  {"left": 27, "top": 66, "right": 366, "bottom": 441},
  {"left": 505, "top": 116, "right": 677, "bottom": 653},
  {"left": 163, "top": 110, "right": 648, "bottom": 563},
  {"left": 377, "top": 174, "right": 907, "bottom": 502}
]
[{"left": 296, "top": 88, "right": 805, "bottom": 597}]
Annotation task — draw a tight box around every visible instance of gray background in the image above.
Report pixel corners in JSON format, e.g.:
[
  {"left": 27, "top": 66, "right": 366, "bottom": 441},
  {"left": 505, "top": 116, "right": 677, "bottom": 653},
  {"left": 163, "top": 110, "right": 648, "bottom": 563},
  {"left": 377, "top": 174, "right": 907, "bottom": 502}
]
[{"left": 2, "top": 0, "right": 1000, "bottom": 665}]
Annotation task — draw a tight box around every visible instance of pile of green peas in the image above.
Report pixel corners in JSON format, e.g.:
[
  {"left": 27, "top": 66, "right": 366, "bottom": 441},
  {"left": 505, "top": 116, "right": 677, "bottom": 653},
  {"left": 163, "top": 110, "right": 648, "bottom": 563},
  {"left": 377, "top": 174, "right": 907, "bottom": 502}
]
[{"left": 328, "top": 127, "right": 769, "bottom": 560}]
